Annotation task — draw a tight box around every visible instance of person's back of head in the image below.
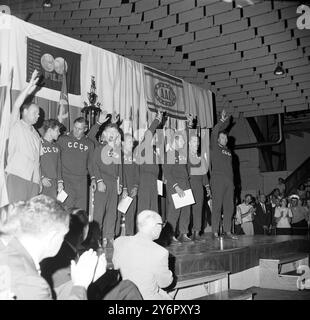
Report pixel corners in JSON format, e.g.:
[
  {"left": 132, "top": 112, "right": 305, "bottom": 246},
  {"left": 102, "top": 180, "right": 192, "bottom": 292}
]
[
  {"left": 65, "top": 208, "right": 89, "bottom": 248},
  {"left": 3, "top": 195, "right": 69, "bottom": 261},
  {"left": 137, "top": 210, "right": 163, "bottom": 241}
]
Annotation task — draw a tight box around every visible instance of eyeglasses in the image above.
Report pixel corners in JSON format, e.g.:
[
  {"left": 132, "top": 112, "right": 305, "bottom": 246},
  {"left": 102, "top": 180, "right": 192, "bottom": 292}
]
[{"left": 156, "top": 221, "right": 167, "bottom": 228}]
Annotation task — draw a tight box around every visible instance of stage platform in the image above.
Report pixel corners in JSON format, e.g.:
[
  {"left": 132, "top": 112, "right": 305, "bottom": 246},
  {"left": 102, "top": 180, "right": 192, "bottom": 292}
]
[{"left": 166, "top": 235, "right": 310, "bottom": 277}]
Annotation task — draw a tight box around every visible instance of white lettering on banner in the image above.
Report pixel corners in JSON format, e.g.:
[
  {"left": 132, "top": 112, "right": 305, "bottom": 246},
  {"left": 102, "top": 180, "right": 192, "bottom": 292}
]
[
  {"left": 296, "top": 5, "right": 310, "bottom": 29},
  {"left": 67, "top": 142, "right": 88, "bottom": 152},
  {"left": 222, "top": 149, "right": 231, "bottom": 157}
]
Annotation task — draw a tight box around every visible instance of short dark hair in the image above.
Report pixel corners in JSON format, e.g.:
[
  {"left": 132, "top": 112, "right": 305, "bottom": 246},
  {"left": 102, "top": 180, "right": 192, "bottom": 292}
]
[
  {"left": 42, "top": 119, "right": 62, "bottom": 133},
  {"left": 20, "top": 102, "right": 38, "bottom": 116},
  {"left": 66, "top": 208, "right": 88, "bottom": 240},
  {"left": 74, "top": 117, "right": 88, "bottom": 126}
]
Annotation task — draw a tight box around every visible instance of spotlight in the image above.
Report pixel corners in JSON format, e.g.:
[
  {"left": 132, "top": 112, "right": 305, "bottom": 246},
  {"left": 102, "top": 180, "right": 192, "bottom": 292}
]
[
  {"left": 43, "top": 0, "right": 52, "bottom": 8},
  {"left": 274, "top": 63, "right": 285, "bottom": 76}
]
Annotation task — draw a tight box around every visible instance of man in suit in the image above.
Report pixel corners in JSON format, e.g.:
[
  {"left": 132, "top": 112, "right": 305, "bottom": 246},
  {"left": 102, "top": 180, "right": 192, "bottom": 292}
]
[
  {"left": 112, "top": 210, "right": 173, "bottom": 300},
  {"left": 253, "top": 194, "right": 272, "bottom": 235},
  {"left": 0, "top": 195, "right": 102, "bottom": 300}
]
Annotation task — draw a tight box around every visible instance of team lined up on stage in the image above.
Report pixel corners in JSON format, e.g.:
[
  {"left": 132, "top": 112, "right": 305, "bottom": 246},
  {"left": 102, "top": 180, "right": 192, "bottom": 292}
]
[{"left": 5, "top": 70, "right": 217, "bottom": 247}]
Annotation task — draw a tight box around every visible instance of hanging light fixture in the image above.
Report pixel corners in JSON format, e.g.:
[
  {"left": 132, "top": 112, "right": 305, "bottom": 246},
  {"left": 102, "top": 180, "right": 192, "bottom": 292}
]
[
  {"left": 42, "top": 0, "right": 52, "bottom": 8},
  {"left": 274, "top": 62, "right": 285, "bottom": 76}
]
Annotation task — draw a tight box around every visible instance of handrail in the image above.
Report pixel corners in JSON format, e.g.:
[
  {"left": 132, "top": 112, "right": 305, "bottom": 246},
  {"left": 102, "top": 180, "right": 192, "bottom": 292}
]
[
  {"left": 234, "top": 114, "right": 282, "bottom": 149},
  {"left": 285, "top": 156, "right": 310, "bottom": 196}
]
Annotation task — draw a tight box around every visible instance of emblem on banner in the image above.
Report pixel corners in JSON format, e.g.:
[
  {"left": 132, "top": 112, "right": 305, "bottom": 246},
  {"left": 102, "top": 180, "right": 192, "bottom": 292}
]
[
  {"left": 0, "top": 5, "right": 11, "bottom": 30},
  {"left": 154, "top": 83, "right": 177, "bottom": 107}
]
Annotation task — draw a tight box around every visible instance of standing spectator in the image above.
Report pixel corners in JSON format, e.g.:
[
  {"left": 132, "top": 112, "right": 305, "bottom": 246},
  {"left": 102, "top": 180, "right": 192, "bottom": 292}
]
[
  {"left": 253, "top": 194, "right": 272, "bottom": 235},
  {"left": 40, "top": 119, "right": 64, "bottom": 198},
  {"left": 5, "top": 70, "right": 41, "bottom": 203},
  {"left": 210, "top": 109, "right": 237, "bottom": 239},
  {"left": 112, "top": 210, "right": 173, "bottom": 300},
  {"left": 57, "top": 117, "right": 96, "bottom": 211},
  {"left": 297, "top": 184, "right": 307, "bottom": 202},
  {"left": 274, "top": 198, "right": 292, "bottom": 235},
  {"left": 0, "top": 195, "right": 101, "bottom": 300},
  {"left": 275, "top": 178, "right": 286, "bottom": 197},
  {"left": 290, "top": 196, "right": 308, "bottom": 235},
  {"left": 235, "top": 194, "right": 255, "bottom": 236}
]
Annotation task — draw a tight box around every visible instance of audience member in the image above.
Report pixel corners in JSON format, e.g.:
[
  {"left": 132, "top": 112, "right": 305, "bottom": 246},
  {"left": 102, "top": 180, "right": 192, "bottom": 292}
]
[
  {"left": 112, "top": 210, "right": 173, "bottom": 300},
  {"left": 253, "top": 194, "right": 272, "bottom": 235},
  {"left": 5, "top": 70, "right": 41, "bottom": 203},
  {"left": 297, "top": 184, "right": 307, "bottom": 202},
  {"left": 275, "top": 178, "right": 286, "bottom": 197},
  {"left": 290, "top": 196, "right": 308, "bottom": 235},
  {"left": 0, "top": 195, "right": 102, "bottom": 300},
  {"left": 274, "top": 198, "right": 292, "bottom": 235},
  {"left": 40, "top": 208, "right": 91, "bottom": 292},
  {"left": 235, "top": 194, "right": 255, "bottom": 235}
]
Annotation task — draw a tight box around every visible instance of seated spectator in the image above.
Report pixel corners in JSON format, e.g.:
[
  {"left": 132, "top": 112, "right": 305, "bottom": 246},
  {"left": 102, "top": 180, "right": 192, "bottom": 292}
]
[
  {"left": 253, "top": 194, "right": 272, "bottom": 235},
  {"left": 275, "top": 178, "right": 286, "bottom": 197},
  {"left": 235, "top": 194, "right": 255, "bottom": 235},
  {"left": 112, "top": 210, "right": 173, "bottom": 300},
  {"left": 290, "top": 196, "right": 308, "bottom": 235},
  {"left": 274, "top": 198, "right": 292, "bottom": 235},
  {"left": 40, "top": 208, "right": 91, "bottom": 294},
  {"left": 0, "top": 195, "right": 103, "bottom": 300}
]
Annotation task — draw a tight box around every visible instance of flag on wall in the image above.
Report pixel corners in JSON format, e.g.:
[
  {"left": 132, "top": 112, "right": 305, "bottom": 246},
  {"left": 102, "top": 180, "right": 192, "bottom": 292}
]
[
  {"left": 57, "top": 70, "right": 70, "bottom": 132},
  {"left": 144, "top": 66, "right": 186, "bottom": 121}
]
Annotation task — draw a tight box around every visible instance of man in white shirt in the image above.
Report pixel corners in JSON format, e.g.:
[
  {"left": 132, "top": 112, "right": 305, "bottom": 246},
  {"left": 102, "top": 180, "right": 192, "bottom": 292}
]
[
  {"left": 235, "top": 194, "right": 255, "bottom": 236},
  {"left": 113, "top": 210, "right": 173, "bottom": 300},
  {"left": 5, "top": 70, "right": 41, "bottom": 203}
]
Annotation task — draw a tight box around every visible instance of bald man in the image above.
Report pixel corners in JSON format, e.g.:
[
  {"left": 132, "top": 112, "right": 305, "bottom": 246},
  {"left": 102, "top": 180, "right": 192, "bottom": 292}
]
[{"left": 112, "top": 210, "right": 173, "bottom": 300}]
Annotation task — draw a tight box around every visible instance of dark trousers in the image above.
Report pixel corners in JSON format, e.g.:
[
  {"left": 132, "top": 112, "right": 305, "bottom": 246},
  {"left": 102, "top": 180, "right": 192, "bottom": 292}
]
[
  {"left": 190, "top": 176, "right": 204, "bottom": 233},
  {"left": 63, "top": 174, "right": 88, "bottom": 211},
  {"left": 137, "top": 173, "right": 158, "bottom": 214},
  {"left": 124, "top": 196, "right": 137, "bottom": 236},
  {"left": 41, "top": 178, "right": 57, "bottom": 199},
  {"left": 167, "top": 181, "right": 191, "bottom": 235},
  {"left": 211, "top": 174, "right": 234, "bottom": 234},
  {"left": 94, "top": 179, "right": 118, "bottom": 240},
  {"left": 291, "top": 220, "right": 308, "bottom": 235},
  {"left": 276, "top": 228, "right": 291, "bottom": 235},
  {"left": 6, "top": 174, "right": 39, "bottom": 204}
]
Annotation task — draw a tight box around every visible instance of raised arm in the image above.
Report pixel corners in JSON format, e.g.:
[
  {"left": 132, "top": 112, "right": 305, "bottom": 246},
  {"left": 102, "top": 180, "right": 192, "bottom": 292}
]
[
  {"left": 11, "top": 70, "right": 40, "bottom": 125},
  {"left": 211, "top": 109, "right": 230, "bottom": 149}
]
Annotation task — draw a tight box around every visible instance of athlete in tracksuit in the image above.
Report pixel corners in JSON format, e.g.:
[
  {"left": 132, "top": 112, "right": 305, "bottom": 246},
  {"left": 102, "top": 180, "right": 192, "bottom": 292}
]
[
  {"left": 57, "top": 117, "right": 95, "bottom": 211},
  {"left": 40, "top": 119, "right": 63, "bottom": 198},
  {"left": 92, "top": 123, "right": 122, "bottom": 246},
  {"left": 210, "top": 110, "right": 237, "bottom": 239},
  {"left": 121, "top": 134, "right": 139, "bottom": 236},
  {"left": 163, "top": 130, "right": 192, "bottom": 244},
  {"left": 188, "top": 133, "right": 210, "bottom": 242},
  {"left": 135, "top": 113, "right": 162, "bottom": 214}
]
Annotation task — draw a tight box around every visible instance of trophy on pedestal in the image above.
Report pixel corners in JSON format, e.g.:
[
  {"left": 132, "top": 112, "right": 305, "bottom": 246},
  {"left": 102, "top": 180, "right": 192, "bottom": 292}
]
[{"left": 81, "top": 76, "right": 102, "bottom": 130}]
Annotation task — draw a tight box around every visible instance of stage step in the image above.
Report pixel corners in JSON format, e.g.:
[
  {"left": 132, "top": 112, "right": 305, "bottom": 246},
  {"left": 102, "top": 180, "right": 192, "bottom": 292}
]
[
  {"left": 259, "top": 252, "right": 309, "bottom": 291},
  {"left": 196, "top": 289, "right": 254, "bottom": 300},
  {"left": 170, "top": 270, "right": 229, "bottom": 299}
]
